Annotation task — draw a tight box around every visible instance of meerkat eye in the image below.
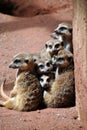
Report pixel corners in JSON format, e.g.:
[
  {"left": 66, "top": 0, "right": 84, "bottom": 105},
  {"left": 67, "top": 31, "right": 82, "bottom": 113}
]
[
  {"left": 55, "top": 43, "right": 60, "bottom": 48},
  {"left": 49, "top": 45, "right": 52, "bottom": 49},
  {"left": 25, "top": 59, "right": 29, "bottom": 64},
  {"left": 45, "top": 44, "right": 48, "bottom": 48},
  {"left": 58, "top": 57, "right": 64, "bottom": 61},
  {"left": 39, "top": 64, "right": 44, "bottom": 69},
  {"left": 46, "top": 62, "right": 50, "bottom": 67},
  {"left": 59, "top": 27, "right": 67, "bottom": 31},
  {"left": 14, "top": 59, "right": 21, "bottom": 63},
  {"left": 40, "top": 78, "right": 44, "bottom": 82},
  {"left": 47, "top": 78, "right": 50, "bottom": 82},
  {"left": 33, "top": 59, "right": 36, "bottom": 62}
]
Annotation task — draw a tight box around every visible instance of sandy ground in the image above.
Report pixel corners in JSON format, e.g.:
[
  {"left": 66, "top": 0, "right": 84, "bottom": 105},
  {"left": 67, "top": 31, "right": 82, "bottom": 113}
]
[{"left": 0, "top": 1, "right": 85, "bottom": 130}]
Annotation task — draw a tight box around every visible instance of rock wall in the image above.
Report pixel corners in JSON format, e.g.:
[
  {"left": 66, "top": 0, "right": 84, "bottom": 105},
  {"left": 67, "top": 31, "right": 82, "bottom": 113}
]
[
  {"left": 0, "top": 0, "right": 72, "bottom": 17},
  {"left": 73, "top": 0, "right": 87, "bottom": 130}
]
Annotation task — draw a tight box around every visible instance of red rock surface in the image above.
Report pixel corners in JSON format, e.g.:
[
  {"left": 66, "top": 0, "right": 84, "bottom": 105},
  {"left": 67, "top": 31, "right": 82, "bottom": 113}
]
[{"left": 0, "top": 1, "right": 84, "bottom": 130}]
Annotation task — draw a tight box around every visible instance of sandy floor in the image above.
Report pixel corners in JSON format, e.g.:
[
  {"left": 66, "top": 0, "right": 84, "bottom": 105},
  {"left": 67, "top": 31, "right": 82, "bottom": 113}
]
[{"left": 0, "top": 2, "right": 84, "bottom": 130}]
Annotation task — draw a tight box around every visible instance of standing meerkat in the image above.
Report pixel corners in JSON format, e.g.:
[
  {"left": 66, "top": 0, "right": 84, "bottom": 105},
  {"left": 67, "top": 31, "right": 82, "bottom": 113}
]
[
  {"left": 43, "top": 49, "right": 75, "bottom": 108},
  {"left": 0, "top": 53, "right": 43, "bottom": 111},
  {"left": 51, "top": 23, "right": 73, "bottom": 53}
]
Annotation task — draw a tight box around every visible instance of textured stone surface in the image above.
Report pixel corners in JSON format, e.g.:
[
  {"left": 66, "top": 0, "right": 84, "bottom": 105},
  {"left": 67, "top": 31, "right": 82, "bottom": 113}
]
[
  {"left": 0, "top": 0, "right": 73, "bottom": 16},
  {"left": 73, "top": 0, "right": 87, "bottom": 130}
]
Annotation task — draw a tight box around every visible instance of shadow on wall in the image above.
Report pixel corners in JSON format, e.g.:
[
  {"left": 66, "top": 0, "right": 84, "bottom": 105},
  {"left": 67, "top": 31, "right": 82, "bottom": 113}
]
[
  {"left": 0, "top": 0, "right": 72, "bottom": 17},
  {"left": 0, "top": 0, "right": 72, "bottom": 33}
]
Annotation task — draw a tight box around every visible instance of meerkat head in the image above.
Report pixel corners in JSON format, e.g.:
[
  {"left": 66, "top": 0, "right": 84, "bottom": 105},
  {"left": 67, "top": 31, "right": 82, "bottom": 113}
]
[
  {"left": 45, "top": 38, "right": 64, "bottom": 56},
  {"left": 54, "top": 49, "right": 73, "bottom": 68},
  {"left": 35, "top": 58, "right": 53, "bottom": 74},
  {"left": 39, "top": 74, "right": 54, "bottom": 90},
  {"left": 54, "top": 23, "right": 72, "bottom": 37},
  {"left": 9, "top": 53, "right": 34, "bottom": 71},
  {"left": 39, "top": 75, "right": 51, "bottom": 89}
]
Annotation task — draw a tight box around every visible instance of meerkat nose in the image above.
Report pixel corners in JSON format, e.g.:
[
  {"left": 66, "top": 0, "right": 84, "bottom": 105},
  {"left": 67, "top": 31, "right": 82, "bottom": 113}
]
[
  {"left": 9, "top": 63, "right": 17, "bottom": 68},
  {"left": 9, "top": 63, "right": 12, "bottom": 68}
]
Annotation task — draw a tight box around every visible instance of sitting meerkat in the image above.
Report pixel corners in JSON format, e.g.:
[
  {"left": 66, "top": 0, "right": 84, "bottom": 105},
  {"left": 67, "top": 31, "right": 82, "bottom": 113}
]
[
  {"left": 51, "top": 23, "right": 73, "bottom": 53},
  {"left": 43, "top": 49, "right": 75, "bottom": 108},
  {"left": 0, "top": 53, "right": 43, "bottom": 111}
]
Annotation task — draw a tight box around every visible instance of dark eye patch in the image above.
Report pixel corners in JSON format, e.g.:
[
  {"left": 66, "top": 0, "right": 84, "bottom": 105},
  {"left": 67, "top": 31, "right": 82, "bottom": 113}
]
[
  {"left": 47, "top": 78, "right": 50, "bottom": 82},
  {"left": 25, "top": 59, "right": 29, "bottom": 64},
  {"left": 61, "top": 42, "right": 64, "bottom": 46},
  {"left": 68, "top": 56, "right": 73, "bottom": 63},
  {"left": 58, "top": 57, "right": 64, "bottom": 61},
  {"left": 45, "top": 44, "right": 48, "bottom": 48},
  {"left": 14, "top": 59, "right": 21, "bottom": 63},
  {"left": 33, "top": 59, "right": 36, "bottom": 62},
  {"left": 49, "top": 45, "right": 52, "bottom": 49},
  {"left": 40, "top": 78, "right": 44, "bottom": 82},
  {"left": 46, "top": 62, "right": 50, "bottom": 67},
  {"left": 59, "top": 27, "right": 67, "bottom": 31},
  {"left": 55, "top": 43, "right": 60, "bottom": 48},
  {"left": 39, "top": 64, "right": 44, "bottom": 69}
]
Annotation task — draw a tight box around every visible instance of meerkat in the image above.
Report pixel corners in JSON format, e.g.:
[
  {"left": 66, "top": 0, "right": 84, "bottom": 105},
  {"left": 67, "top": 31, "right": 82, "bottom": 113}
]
[
  {"left": 51, "top": 23, "right": 73, "bottom": 53},
  {"left": 43, "top": 49, "right": 75, "bottom": 108},
  {"left": 0, "top": 52, "right": 43, "bottom": 111}
]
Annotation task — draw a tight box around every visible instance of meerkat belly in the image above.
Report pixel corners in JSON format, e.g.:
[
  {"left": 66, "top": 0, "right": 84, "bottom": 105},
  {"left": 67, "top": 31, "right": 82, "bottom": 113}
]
[
  {"left": 13, "top": 86, "right": 42, "bottom": 111},
  {"left": 11, "top": 72, "right": 43, "bottom": 111},
  {"left": 23, "top": 86, "right": 43, "bottom": 111}
]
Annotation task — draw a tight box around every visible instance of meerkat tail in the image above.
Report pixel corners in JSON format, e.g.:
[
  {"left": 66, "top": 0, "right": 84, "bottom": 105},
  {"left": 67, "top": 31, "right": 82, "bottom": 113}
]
[{"left": 0, "top": 78, "right": 9, "bottom": 100}]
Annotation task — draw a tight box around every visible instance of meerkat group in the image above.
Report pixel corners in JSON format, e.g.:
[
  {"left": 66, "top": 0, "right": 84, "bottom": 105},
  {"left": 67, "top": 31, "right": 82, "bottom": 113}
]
[{"left": 0, "top": 22, "right": 75, "bottom": 111}]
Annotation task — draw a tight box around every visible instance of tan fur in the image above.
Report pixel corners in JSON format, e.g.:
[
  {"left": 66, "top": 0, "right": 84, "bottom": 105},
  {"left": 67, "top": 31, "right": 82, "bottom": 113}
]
[
  {"left": 0, "top": 53, "right": 43, "bottom": 111},
  {"left": 43, "top": 49, "right": 75, "bottom": 108}
]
